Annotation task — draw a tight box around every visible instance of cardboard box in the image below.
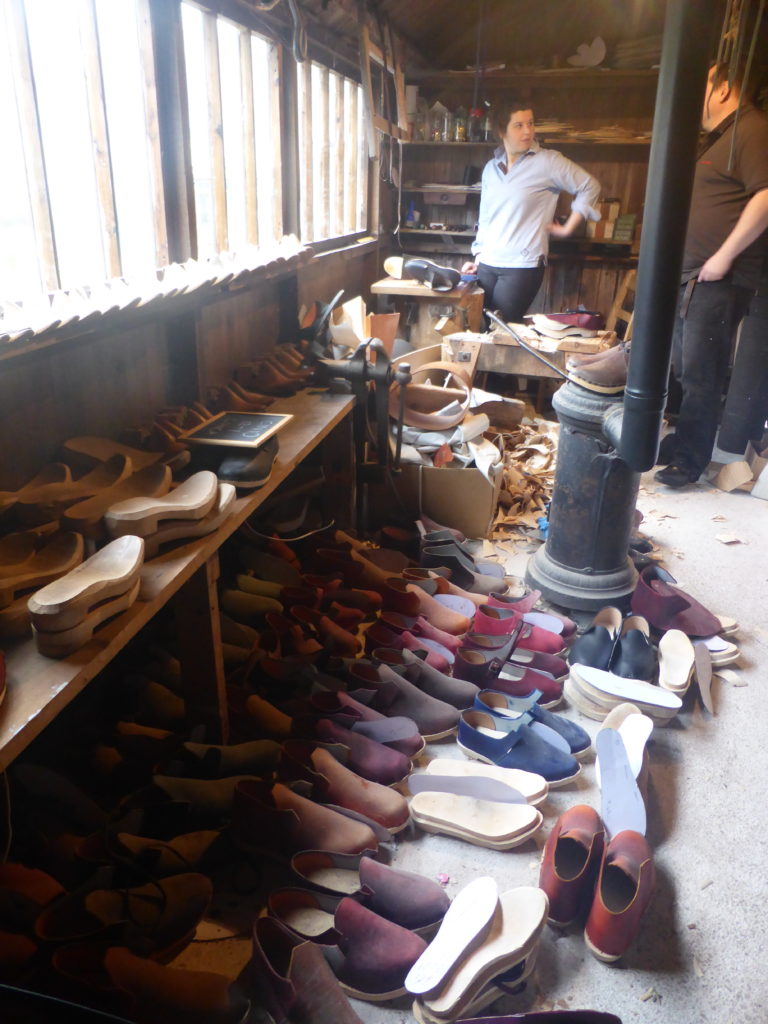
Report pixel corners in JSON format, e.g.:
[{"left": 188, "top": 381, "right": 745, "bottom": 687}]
[{"left": 394, "top": 461, "right": 503, "bottom": 539}]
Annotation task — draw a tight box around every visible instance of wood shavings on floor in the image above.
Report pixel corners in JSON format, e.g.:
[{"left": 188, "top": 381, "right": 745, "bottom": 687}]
[{"left": 487, "top": 419, "right": 559, "bottom": 540}]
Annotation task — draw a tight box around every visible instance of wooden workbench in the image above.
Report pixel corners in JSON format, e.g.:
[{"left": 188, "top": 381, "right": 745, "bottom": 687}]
[{"left": 370, "top": 276, "right": 485, "bottom": 349}]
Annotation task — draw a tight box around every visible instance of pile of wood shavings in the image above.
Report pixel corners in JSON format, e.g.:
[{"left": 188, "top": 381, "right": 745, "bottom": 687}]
[{"left": 488, "top": 419, "right": 560, "bottom": 541}]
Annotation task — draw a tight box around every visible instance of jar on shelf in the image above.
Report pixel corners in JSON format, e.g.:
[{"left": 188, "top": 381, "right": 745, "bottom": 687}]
[
  {"left": 468, "top": 107, "right": 483, "bottom": 142},
  {"left": 440, "top": 108, "right": 454, "bottom": 142},
  {"left": 454, "top": 106, "right": 468, "bottom": 142},
  {"left": 482, "top": 107, "right": 494, "bottom": 142}
]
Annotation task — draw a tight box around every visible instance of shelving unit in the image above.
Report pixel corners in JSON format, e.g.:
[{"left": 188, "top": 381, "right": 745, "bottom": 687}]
[
  {"left": 393, "top": 67, "right": 654, "bottom": 313},
  {"left": 0, "top": 390, "right": 355, "bottom": 765}
]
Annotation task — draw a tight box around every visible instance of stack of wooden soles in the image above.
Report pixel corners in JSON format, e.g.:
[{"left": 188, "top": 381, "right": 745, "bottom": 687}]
[
  {"left": 565, "top": 664, "right": 683, "bottom": 724},
  {"left": 407, "top": 877, "right": 549, "bottom": 1023},
  {"left": 407, "top": 760, "right": 546, "bottom": 850},
  {"left": 105, "top": 470, "right": 236, "bottom": 560},
  {"left": 27, "top": 535, "right": 145, "bottom": 657}
]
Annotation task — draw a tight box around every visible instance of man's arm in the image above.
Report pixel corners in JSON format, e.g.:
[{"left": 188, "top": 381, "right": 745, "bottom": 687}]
[{"left": 699, "top": 188, "right": 768, "bottom": 281}]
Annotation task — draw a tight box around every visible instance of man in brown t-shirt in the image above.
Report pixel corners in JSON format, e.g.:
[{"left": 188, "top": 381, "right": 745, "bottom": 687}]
[{"left": 655, "top": 62, "right": 768, "bottom": 488}]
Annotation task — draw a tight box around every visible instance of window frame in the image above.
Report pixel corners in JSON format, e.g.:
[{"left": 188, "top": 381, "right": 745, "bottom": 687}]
[{"left": 0, "top": 0, "right": 374, "bottom": 320}]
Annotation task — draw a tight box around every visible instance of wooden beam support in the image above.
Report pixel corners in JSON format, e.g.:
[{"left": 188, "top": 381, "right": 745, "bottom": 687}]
[{"left": 173, "top": 554, "right": 228, "bottom": 744}]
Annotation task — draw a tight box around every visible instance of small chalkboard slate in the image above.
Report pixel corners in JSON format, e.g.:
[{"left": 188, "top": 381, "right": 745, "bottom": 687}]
[{"left": 180, "top": 411, "right": 293, "bottom": 448}]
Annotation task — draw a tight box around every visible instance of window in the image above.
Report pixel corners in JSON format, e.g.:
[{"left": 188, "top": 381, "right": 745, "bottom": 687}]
[
  {"left": 0, "top": 0, "right": 165, "bottom": 300},
  {"left": 0, "top": 0, "right": 370, "bottom": 314},
  {"left": 296, "top": 60, "right": 368, "bottom": 243},
  {"left": 181, "top": 2, "right": 282, "bottom": 259}
]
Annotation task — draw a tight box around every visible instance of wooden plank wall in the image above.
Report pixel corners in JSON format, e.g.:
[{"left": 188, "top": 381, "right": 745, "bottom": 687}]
[{"left": 0, "top": 248, "right": 380, "bottom": 491}]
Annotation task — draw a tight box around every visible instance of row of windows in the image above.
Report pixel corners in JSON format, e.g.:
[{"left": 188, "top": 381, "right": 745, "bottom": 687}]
[{"left": 0, "top": 0, "right": 369, "bottom": 309}]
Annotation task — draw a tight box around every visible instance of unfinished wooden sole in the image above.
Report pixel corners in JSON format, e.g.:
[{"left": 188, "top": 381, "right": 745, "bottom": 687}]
[
  {"left": 62, "top": 464, "right": 172, "bottom": 537},
  {"left": 405, "top": 876, "right": 499, "bottom": 996},
  {"left": 32, "top": 578, "right": 141, "bottom": 657},
  {"left": 0, "top": 533, "right": 85, "bottom": 609},
  {"left": 28, "top": 535, "right": 144, "bottom": 632},
  {"left": 0, "top": 463, "right": 72, "bottom": 516},
  {"left": 657, "top": 628, "right": 695, "bottom": 693},
  {"left": 61, "top": 435, "right": 164, "bottom": 472},
  {"left": 409, "top": 793, "right": 542, "bottom": 850},
  {"left": 142, "top": 483, "right": 236, "bottom": 560},
  {"left": 418, "top": 888, "right": 548, "bottom": 1019},
  {"left": 16, "top": 455, "right": 133, "bottom": 525},
  {"left": 105, "top": 471, "right": 219, "bottom": 537},
  {"left": 423, "top": 757, "right": 548, "bottom": 806}
]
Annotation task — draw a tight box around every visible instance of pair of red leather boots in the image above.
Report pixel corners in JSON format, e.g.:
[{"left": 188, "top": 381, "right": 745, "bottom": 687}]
[{"left": 538, "top": 804, "right": 655, "bottom": 962}]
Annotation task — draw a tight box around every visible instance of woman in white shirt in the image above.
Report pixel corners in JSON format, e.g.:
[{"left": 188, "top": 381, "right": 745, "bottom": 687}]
[{"left": 462, "top": 98, "right": 601, "bottom": 322}]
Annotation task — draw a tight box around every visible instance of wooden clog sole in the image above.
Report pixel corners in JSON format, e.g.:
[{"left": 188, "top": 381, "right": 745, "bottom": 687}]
[
  {"left": 405, "top": 876, "right": 498, "bottom": 996},
  {"left": 657, "top": 629, "right": 695, "bottom": 693},
  {"left": 0, "top": 463, "right": 72, "bottom": 516},
  {"left": 142, "top": 483, "right": 236, "bottom": 560},
  {"left": 570, "top": 664, "right": 682, "bottom": 717},
  {"left": 409, "top": 794, "right": 542, "bottom": 850},
  {"left": 420, "top": 888, "right": 548, "bottom": 1019},
  {"left": 106, "top": 471, "right": 219, "bottom": 537},
  {"left": 16, "top": 455, "right": 133, "bottom": 524},
  {"left": 0, "top": 534, "right": 85, "bottom": 609},
  {"left": 32, "top": 579, "right": 141, "bottom": 657},
  {"left": 28, "top": 535, "right": 144, "bottom": 632},
  {"left": 61, "top": 436, "right": 163, "bottom": 471},
  {"left": 424, "top": 757, "right": 548, "bottom": 806},
  {"left": 62, "top": 464, "right": 172, "bottom": 535},
  {"left": 413, "top": 949, "right": 538, "bottom": 1024}
]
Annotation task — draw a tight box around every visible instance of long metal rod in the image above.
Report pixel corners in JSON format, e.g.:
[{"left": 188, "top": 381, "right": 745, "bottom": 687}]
[
  {"left": 485, "top": 309, "right": 570, "bottom": 379},
  {"left": 617, "top": 0, "right": 718, "bottom": 471}
]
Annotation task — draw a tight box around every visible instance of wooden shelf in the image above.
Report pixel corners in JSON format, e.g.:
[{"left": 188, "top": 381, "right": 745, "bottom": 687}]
[
  {"left": 407, "top": 68, "right": 659, "bottom": 87},
  {"left": 402, "top": 185, "right": 480, "bottom": 194},
  {"left": 404, "top": 136, "right": 650, "bottom": 149},
  {"left": 400, "top": 228, "right": 475, "bottom": 237},
  {"left": 0, "top": 389, "right": 354, "bottom": 765}
]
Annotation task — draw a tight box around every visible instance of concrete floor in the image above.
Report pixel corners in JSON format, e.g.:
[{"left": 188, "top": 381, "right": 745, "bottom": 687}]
[
  {"left": 172, "top": 457, "right": 768, "bottom": 1024},
  {"left": 348, "top": 468, "right": 768, "bottom": 1024}
]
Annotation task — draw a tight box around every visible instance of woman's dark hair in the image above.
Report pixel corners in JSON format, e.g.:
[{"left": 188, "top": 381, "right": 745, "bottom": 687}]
[{"left": 491, "top": 97, "right": 535, "bottom": 140}]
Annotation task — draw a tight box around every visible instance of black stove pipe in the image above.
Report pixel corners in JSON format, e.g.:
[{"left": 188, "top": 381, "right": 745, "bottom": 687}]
[{"left": 611, "top": 0, "right": 719, "bottom": 471}]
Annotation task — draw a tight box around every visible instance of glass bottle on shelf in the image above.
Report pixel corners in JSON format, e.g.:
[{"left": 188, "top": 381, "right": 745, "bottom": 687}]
[
  {"left": 469, "top": 107, "right": 483, "bottom": 142},
  {"left": 482, "top": 106, "right": 494, "bottom": 142},
  {"left": 441, "top": 108, "right": 454, "bottom": 142},
  {"left": 454, "top": 106, "right": 468, "bottom": 142}
]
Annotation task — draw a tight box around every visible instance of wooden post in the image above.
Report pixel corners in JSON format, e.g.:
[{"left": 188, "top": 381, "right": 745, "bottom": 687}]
[{"left": 173, "top": 554, "right": 228, "bottom": 743}]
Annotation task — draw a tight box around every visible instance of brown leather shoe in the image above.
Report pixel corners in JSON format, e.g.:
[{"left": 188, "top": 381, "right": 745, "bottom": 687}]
[
  {"left": 583, "top": 829, "right": 655, "bottom": 961},
  {"left": 539, "top": 805, "right": 604, "bottom": 926}
]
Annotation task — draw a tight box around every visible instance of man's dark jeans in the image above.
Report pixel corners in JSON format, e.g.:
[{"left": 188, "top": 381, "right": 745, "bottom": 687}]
[{"left": 669, "top": 278, "right": 752, "bottom": 477}]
